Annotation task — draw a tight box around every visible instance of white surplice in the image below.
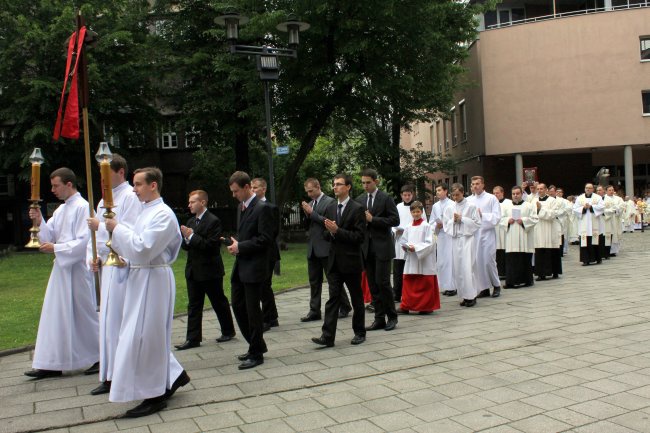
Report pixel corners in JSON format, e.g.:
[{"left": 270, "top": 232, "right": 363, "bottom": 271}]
[
  {"left": 534, "top": 196, "right": 561, "bottom": 249},
  {"left": 467, "top": 191, "right": 501, "bottom": 289},
  {"left": 87, "top": 182, "right": 142, "bottom": 383},
  {"left": 573, "top": 194, "right": 605, "bottom": 246},
  {"left": 443, "top": 199, "right": 481, "bottom": 300},
  {"left": 32, "top": 192, "right": 99, "bottom": 371},
  {"left": 430, "top": 197, "right": 455, "bottom": 290},
  {"left": 496, "top": 199, "right": 512, "bottom": 251},
  {"left": 400, "top": 221, "right": 436, "bottom": 275},
  {"left": 501, "top": 201, "right": 538, "bottom": 253},
  {"left": 109, "top": 197, "right": 184, "bottom": 402},
  {"left": 393, "top": 202, "right": 426, "bottom": 260},
  {"left": 623, "top": 199, "right": 636, "bottom": 233}
]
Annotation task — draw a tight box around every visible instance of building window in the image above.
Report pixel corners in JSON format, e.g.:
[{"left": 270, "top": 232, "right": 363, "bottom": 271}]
[
  {"left": 185, "top": 127, "right": 201, "bottom": 148},
  {"left": 642, "top": 37, "right": 650, "bottom": 61},
  {"left": 102, "top": 123, "right": 120, "bottom": 148},
  {"left": 643, "top": 91, "right": 650, "bottom": 115},
  {"left": 159, "top": 124, "right": 178, "bottom": 149},
  {"left": 450, "top": 107, "right": 457, "bottom": 147},
  {"left": 429, "top": 125, "right": 435, "bottom": 153},
  {"left": 436, "top": 119, "right": 443, "bottom": 154},
  {"left": 0, "top": 175, "right": 14, "bottom": 196},
  {"left": 459, "top": 100, "right": 467, "bottom": 143},
  {"left": 444, "top": 120, "right": 449, "bottom": 151}
]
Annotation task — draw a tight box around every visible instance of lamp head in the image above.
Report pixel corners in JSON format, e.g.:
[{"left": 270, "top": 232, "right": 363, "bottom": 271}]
[
  {"left": 29, "top": 148, "right": 44, "bottom": 165},
  {"left": 215, "top": 11, "right": 249, "bottom": 43},
  {"left": 276, "top": 15, "right": 310, "bottom": 49},
  {"left": 95, "top": 142, "right": 113, "bottom": 163}
]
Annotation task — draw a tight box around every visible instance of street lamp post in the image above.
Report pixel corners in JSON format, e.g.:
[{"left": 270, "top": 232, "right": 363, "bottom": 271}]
[{"left": 215, "top": 12, "right": 309, "bottom": 204}]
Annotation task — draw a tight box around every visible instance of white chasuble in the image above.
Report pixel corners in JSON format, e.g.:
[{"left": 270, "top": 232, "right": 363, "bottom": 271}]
[
  {"left": 430, "top": 197, "right": 454, "bottom": 290},
  {"left": 443, "top": 199, "right": 481, "bottom": 300},
  {"left": 467, "top": 191, "right": 501, "bottom": 289},
  {"left": 573, "top": 194, "right": 604, "bottom": 246}
]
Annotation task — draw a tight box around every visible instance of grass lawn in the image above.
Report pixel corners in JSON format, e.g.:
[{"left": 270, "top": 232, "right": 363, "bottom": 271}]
[{"left": 0, "top": 243, "right": 309, "bottom": 351}]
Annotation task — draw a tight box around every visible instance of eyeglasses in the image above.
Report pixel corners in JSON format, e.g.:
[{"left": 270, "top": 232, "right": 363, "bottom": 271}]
[{"left": 332, "top": 182, "right": 346, "bottom": 187}]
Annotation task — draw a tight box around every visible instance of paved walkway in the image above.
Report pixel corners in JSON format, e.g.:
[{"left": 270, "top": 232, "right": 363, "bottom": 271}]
[{"left": 3, "top": 233, "right": 650, "bottom": 433}]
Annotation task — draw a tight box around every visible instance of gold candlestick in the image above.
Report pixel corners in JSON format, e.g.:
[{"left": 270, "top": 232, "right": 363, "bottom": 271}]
[
  {"left": 96, "top": 142, "right": 125, "bottom": 267},
  {"left": 25, "top": 148, "right": 44, "bottom": 249}
]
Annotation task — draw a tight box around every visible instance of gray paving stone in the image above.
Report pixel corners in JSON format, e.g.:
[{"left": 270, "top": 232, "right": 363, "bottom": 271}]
[
  {"left": 510, "top": 414, "right": 572, "bottom": 433},
  {"left": 325, "top": 419, "right": 385, "bottom": 433},
  {"left": 322, "top": 402, "right": 375, "bottom": 423},
  {"left": 520, "top": 392, "right": 577, "bottom": 410},
  {"left": 367, "top": 410, "right": 423, "bottom": 431},
  {"left": 544, "top": 408, "right": 597, "bottom": 427},
  {"left": 486, "top": 400, "right": 544, "bottom": 421},
  {"left": 283, "top": 411, "right": 337, "bottom": 431},
  {"left": 149, "top": 419, "right": 201, "bottom": 433},
  {"left": 573, "top": 420, "right": 639, "bottom": 433},
  {"left": 607, "top": 411, "right": 650, "bottom": 432},
  {"left": 193, "top": 412, "right": 244, "bottom": 431},
  {"left": 237, "top": 404, "right": 286, "bottom": 423},
  {"left": 276, "top": 398, "right": 325, "bottom": 416},
  {"left": 452, "top": 409, "right": 510, "bottom": 430},
  {"left": 1, "top": 409, "right": 82, "bottom": 433},
  {"left": 412, "top": 417, "right": 473, "bottom": 433},
  {"left": 238, "top": 418, "right": 294, "bottom": 433}
]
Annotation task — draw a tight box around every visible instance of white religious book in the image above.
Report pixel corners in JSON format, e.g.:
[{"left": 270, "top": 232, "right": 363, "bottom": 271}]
[{"left": 512, "top": 208, "right": 521, "bottom": 221}]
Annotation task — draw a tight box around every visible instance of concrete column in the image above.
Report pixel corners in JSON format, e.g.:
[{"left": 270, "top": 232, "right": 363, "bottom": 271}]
[
  {"left": 515, "top": 153, "right": 523, "bottom": 186},
  {"left": 604, "top": 0, "right": 612, "bottom": 11},
  {"left": 624, "top": 145, "right": 634, "bottom": 198}
]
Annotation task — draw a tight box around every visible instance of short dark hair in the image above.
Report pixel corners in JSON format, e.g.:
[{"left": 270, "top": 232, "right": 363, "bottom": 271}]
[
  {"left": 436, "top": 183, "right": 449, "bottom": 192},
  {"left": 451, "top": 183, "right": 464, "bottom": 194},
  {"left": 511, "top": 185, "right": 523, "bottom": 193},
  {"left": 548, "top": 184, "right": 556, "bottom": 191},
  {"left": 400, "top": 184, "right": 415, "bottom": 193},
  {"left": 334, "top": 173, "right": 352, "bottom": 187},
  {"left": 361, "top": 168, "right": 378, "bottom": 180},
  {"left": 50, "top": 167, "right": 76, "bottom": 186},
  {"left": 471, "top": 176, "right": 484, "bottom": 184},
  {"left": 252, "top": 177, "right": 267, "bottom": 188},
  {"left": 410, "top": 201, "right": 424, "bottom": 211},
  {"left": 134, "top": 167, "right": 163, "bottom": 192},
  {"left": 110, "top": 153, "right": 128, "bottom": 176},
  {"left": 229, "top": 171, "right": 251, "bottom": 188},
  {"left": 493, "top": 185, "right": 504, "bottom": 193},
  {"left": 304, "top": 178, "right": 320, "bottom": 188}
]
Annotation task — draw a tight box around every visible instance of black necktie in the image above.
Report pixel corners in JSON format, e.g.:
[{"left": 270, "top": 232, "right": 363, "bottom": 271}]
[
  {"left": 195, "top": 218, "right": 200, "bottom": 227},
  {"left": 313, "top": 199, "right": 318, "bottom": 209},
  {"left": 367, "top": 193, "right": 373, "bottom": 211},
  {"left": 337, "top": 203, "right": 343, "bottom": 224}
]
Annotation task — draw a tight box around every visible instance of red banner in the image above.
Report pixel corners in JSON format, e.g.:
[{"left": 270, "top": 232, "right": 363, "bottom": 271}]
[{"left": 53, "top": 26, "right": 86, "bottom": 141}]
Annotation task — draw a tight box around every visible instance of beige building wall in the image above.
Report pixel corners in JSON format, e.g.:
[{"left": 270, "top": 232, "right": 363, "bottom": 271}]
[{"left": 480, "top": 7, "right": 650, "bottom": 155}]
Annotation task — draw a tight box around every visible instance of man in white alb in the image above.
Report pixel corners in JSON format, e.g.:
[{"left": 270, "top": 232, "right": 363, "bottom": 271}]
[
  {"left": 573, "top": 183, "right": 605, "bottom": 266},
  {"left": 430, "top": 184, "right": 455, "bottom": 296},
  {"left": 492, "top": 186, "right": 511, "bottom": 280}
]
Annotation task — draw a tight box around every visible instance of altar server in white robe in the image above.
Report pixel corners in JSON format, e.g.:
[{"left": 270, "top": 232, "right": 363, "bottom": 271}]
[
  {"left": 492, "top": 186, "right": 511, "bottom": 279},
  {"left": 533, "top": 183, "right": 562, "bottom": 280},
  {"left": 574, "top": 183, "right": 605, "bottom": 266},
  {"left": 623, "top": 196, "right": 636, "bottom": 233},
  {"left": 24, "top": 168, "right": 99, "bottom": 379},
  {"left": 430, "top": 184, "right": 455, "bottom": 296},
  {"left": 568, "top": 195, "right": 580, "bottom": 243},
  {"left": 86, "top": 154, "right": 142, "bottom": 395},
  {"left": 596, "top": 186, "right": 611, "bottom": 260},
  {"left": 555, "top": 188, "right": 572, "bottom": 255},
  {"left": 443, "top": 183, "right": 482, "bottom": 307},
  {"left": 106, "top": 167, "right": 189, "bottom": 418},
  {"left": 467, "top": 176, "right": 501, "bottom": 298},
  {"left": 604, "top": 185, "right": 625, "bottom": 257},
  {"left": 502, "top": 186, "right": 538, "bottom": 288},
  {"left": 392, "top": 184, "right": 425, "bottom": 303}
]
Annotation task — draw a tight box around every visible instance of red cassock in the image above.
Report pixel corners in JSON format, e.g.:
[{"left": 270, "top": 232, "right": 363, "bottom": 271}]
[
  {"left": 361, "top": 271, "right": 372, "bottom": 303},
  {"left": 400, "top": 275, "right": 440, "bottom": 313}
]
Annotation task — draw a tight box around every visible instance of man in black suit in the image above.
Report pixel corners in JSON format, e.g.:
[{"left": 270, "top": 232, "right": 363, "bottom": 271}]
[
  {"left": 176, "top": 190, "right": 236, "bottom": 350},
  {"left": 311, "top": 174, "right": 366, "bottom": 347},
  {"left": 251, "top": 178, "right": 280, "bottom": 332},
  {"left": 225, "top": 172, "right": 273, "bottom": 369},
  {"left": 300, "top": 178, "right": 352, "bottom": 322},
  {"left": 357, "top": 168, "right": 400, "bottom": 331}
]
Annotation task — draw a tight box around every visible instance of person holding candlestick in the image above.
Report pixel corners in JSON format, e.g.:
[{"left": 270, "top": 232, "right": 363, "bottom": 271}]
[
  {"left": 24, "top": 167, "right": 100, "bottom": 379},
  {"left": 86, "top": 152, "right": 142, "bottom": 395}
]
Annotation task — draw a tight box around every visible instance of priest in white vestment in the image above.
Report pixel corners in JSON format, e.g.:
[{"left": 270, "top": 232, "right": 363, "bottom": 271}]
[
  {"left": 533, "top": 183, "right": 562, "bottom": 280},
  {"left": 467, "top": 176, "right": 501, "bottom": 298},
  {"left": 623, "top": 196, "right": 636, "bottom": 233},
  {"left": 502, "top": 186, "right": 538, "bottom": 288},
  {"left": 430, "top": 184, "right": 455, "bottom": 296},
  {"left": 555, "top": 188, "right": 572, "bottom": 255},
  {"left": 573, "top": 183, "right": 605, "bottom": 266},
  {"left": 24, "top": 168, "right": 99, "bottom": 379},
  {"left": 443, "top": 183, "right": 482, "bottom": 307},
  {"left": 86, "top": 154, "right": 142, "bottom": 395},
  {"left": 106, "top": 167, "right": 188, "bottom": 418},
  {"left": 493, "top": 186, "right": 512, "bottom": 279},
  {"left": 568, "top": 195, "right": 580, "bottom": 243},
  {"left": 603, "top": 185, "right": 625, "bottom": 257}
]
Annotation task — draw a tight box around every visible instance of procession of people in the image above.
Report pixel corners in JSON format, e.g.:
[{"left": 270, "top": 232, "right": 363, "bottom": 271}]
[{"left": 23, "top": 161, "right": 641, "bottom": 418}]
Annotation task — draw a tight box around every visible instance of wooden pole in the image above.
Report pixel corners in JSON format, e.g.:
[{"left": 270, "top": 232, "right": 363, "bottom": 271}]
[{"left": 76, "top": 12, "right": 101, "bottom": 311}]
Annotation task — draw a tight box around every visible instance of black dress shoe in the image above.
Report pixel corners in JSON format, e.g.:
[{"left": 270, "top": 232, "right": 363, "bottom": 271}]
[
  {"left": 385, "top": 318, "right": 398, "bottom": 331},
  {"left": 535, "top": 276, "right": 546, "bottom": 281},
  {"left": 311, "top": 336, "right": 334, "bottom": 347},
  {"left": 552, "top": 274, "right": 559, "bottom": 279},
  {"left": 365, "top": 320, "right": 386, "bottom": 331},
  {"left": 24, "top": 369, "right": 62, "bottom": 379},
  {"left": 237, "top": 352, "right": 250, "bottom": 361},
  {"left": 582, "top": 262, "right": 590, "bottom": 266},
  {"left": 164, "top": 370, "right": 190, "bottom": 399},
  {"left": 124, "top": 398, "right": 167, "bottom": 418},
  {"left": 477, "top": 289, "right": 491, "bottom": 298},
  {"left": 238, "top": 358, "right": 264, "bottom": 370},
  {"left": 446, "top": 290, "right": 457, "bottom": 296},
  {"left": 465, "top": 298, "right": 477, "bottom": 307},
  {"left": 396, "top": 308, "right": 409, "bottom": 315},
  {"left": 175, "top": 340, "right": 200, "bottom": 350},
  {"left": 491, "top": 287, "right": 501, "bottom": 298},
  {"left": 90, "top": 381, "right": 111, "bottom": 395},
  {"left": 300, "top": 313, "right": 321, "bottom": 322},
  {"left": 460, "top": 299, "right": 467, "bottom": 306},
  {"left": 338, "top": 309, "right": 350, "bottom": 318},
  {"left": 365, "top": 303, "right": 375, "bottom": 312},
  {"left": 418, "top": 311, "right": 433, "bottom": 315},
  {"left": 351, "top": 334, "right": 366, "bottom": 345},
  {"left": 84, "top": 362, "right": 100, "bottom": 375},
  {"left": 216, "top": 334, "right": 235, "bottom": 343},
  {"left": 596, "top": 260, "right": 602, "bottom": 264},
  {"left": 269, "top": 319, "right": 279, "bottom": 327}
]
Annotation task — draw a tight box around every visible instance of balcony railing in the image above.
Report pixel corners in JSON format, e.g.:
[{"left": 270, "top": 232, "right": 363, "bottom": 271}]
[{"left": 485, "top": 2, "right": 650, "bottom": 30}]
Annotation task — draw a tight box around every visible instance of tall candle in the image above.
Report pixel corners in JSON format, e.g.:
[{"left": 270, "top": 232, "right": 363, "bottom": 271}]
[
  {"left": 100, "top": 160, "right": 114, "bottom": 208},
  {"left": 30, "top": 162, "right": 40, "bottom": 200}
]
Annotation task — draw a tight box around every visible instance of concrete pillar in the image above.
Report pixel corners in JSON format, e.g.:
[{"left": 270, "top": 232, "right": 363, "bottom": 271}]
[
  {"left": 515, "top": 153, "right": 523, "bottom": 186},
  {"left": 604, "top": 0, "right": 612, "bottom": 11},
  {"left": 624, "top": 145, "right": 634, "bottom": 198}
]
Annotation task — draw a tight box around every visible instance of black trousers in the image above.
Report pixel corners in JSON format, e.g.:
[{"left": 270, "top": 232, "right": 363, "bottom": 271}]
[
  {"left": 496, "top": 249, "right": 506, "bottom": 278},
  {"left": 599, "top": 234, "right": 610, "bottom": 260},
  {"left": 505, "top": 253, "right": 534, "bottom": 286},
  {"left": 321, "top": 268, "right": 365, "bottom": 343},
  {"left": 261, "top": 260, "right": 279, "bottom": 324},
  {"left": 392, "top": 259, "right": 405, "bottom": 301},
  {"left": 186, "top": 277, "right": 235, "bottom": 342},
  {"left": 308, "top": 255, "right": 350, "bottom": 315},
  {"left": 365, "top": 243, "right": 397, "bottom": 322},
  {"left": 231, "top": 273, "right": 267, "bottom": 359},
  {"left": 580, "top": 236, "right": 601, "bottom": 264},
  {"left": 535, "top": 248, "right": 562, "bottom": 277}
]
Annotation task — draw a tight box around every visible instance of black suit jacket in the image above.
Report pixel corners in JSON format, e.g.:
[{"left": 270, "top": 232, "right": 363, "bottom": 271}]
[
  {"left": 307, "top": 194, "right": 335, "bottom": 259},
  {"left": 323, "top": 198, "right": 366, "bottom": 274},
  {"left": 181, "top": 210, "right": 224, "bottom": 281},
  {"left": 233, "top": 196, "right": 274, "bottom": 283},
  {"left": 356, "top": 190, "right": 400, "bottom": 261},
  {"left": 264, "top": 200, "right": 281, "bottom": 263}
]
